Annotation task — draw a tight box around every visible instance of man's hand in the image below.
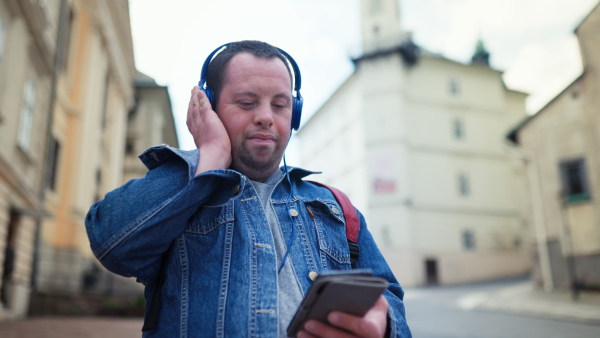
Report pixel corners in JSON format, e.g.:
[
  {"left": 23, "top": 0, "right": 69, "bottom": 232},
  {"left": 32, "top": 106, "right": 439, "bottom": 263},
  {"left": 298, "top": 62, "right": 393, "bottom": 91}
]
[
  {"left": 297, "top": 296, "right": 389, "bottom": 338},
  {"left": 186, "top": 86, "right": 231, "bottom": 176}
]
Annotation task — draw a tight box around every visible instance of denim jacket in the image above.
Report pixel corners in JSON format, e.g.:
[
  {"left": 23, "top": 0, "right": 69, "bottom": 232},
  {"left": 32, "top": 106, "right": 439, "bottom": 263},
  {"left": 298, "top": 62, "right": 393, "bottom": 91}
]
[{"left": 85, "top": 145, "right": 411, "bottom": 337}]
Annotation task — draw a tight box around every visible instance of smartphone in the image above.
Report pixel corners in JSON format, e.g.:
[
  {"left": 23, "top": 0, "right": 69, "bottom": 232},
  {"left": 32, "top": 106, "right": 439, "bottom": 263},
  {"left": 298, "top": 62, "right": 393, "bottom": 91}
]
[{"left": 286, "top": 270, "right": 389, "bottom": 337}]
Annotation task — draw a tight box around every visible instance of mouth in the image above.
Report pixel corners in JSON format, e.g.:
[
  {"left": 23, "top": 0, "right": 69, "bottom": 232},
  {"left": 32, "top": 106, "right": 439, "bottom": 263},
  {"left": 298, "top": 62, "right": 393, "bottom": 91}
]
[{"left": 247, "top": 133, "right": 277, "bottom": 146}]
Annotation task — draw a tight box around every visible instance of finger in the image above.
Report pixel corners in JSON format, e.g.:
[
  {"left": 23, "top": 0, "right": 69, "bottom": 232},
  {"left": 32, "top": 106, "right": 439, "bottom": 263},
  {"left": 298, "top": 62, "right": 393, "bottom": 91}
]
[
  {"left": 302, "top": 320, "right": 358, "bottom": 338},
  {"left": 196, "top": 89, "right": 212, "bottom": 112},
  {"left": 326, "top": 296, "right": 389, "bottom": 338},
  {"left": 187, "top": 87, "right": 213, "bottom": 130},
  {"left": 190, "top": 87, "right": 214, "bottom": 114},
  {"left": 188, "top": 86, "right": 201, "bottom": 111},
  {"left": 297, "top": 329, "right": 319, "bottom": 338}
]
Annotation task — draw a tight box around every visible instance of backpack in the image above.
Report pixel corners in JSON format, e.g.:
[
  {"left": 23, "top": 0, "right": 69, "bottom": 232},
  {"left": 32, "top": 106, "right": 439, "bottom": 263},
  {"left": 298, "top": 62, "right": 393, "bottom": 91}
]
[{"left": 142, "top": 181, "right": 360, "bottom": 331}]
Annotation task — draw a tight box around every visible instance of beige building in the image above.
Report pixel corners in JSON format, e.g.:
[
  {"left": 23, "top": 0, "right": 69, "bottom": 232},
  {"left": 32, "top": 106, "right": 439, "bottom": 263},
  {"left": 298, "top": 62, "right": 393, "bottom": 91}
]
[
  {"left": 297, "top": 0, "right": 531, "bottom": 287},
  {"left": 507, "top": 2, "right": 600, "bottom": 291},
  {"left": 0, "top": 0, "right": 57, "bottom": 320},
  {"left": 0, "top": 0, "right": 179, "bottom": 320},
  {"left": 124, "top": 72, "right": 179, "bottom": 184}
]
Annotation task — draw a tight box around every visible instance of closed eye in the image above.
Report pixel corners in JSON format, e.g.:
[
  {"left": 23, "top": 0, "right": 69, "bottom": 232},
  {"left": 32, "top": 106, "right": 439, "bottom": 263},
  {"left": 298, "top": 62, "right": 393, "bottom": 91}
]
[
  {"left": 238, "top": 101, "right": 255, "bottom": 110},
  {"left": 272, "top": 101, "right": 289, "bottom": 110}
]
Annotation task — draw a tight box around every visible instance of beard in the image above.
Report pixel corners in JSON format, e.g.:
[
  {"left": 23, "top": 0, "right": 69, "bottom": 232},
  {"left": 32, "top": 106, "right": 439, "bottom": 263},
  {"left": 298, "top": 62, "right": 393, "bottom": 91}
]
[{"left": 231, "top": 131, "right": 288, "bottom": 181}]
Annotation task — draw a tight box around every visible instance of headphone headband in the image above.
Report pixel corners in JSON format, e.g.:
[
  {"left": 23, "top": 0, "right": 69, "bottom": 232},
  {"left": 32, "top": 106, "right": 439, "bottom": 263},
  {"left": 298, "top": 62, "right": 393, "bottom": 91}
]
[{"left": 198, "top": 42, "right": 303, "bottom": 131}]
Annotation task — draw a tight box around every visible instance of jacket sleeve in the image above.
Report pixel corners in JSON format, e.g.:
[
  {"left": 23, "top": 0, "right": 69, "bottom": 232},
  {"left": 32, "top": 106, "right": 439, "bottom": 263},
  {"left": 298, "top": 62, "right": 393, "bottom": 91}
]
[
  {"left": 85, "top": 146, "right": 243, "bottom": 285},
  {"left": 354, "top": 211, "right": 412, "bottom": 338}
]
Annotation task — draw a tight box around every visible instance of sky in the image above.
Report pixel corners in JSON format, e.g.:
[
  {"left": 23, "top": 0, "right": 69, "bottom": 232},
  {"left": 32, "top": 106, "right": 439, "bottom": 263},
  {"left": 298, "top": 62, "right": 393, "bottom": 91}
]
[{"left": 129, "top": 0, "right": 599, "bottom": 159}]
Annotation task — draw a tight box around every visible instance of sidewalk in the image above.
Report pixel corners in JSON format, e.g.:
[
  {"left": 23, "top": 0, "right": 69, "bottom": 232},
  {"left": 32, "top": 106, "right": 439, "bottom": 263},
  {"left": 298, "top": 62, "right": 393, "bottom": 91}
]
[
  {"left": 459, "top": 281, "right": 600, "bottom": 325},
  {"left": 0, "top": 316, "right": 143, "bottom": 338}
]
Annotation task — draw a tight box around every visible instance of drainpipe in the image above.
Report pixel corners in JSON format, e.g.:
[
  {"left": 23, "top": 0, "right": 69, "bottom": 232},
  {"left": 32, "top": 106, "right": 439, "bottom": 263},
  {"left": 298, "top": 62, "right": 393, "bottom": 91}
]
[
  {"left": 503, "top": 144, "right": 554, "bottom": 292},
  {"left": 523, "top": 149, "right": 554, "bottom": 292},
  {"left": 558, "top": 192, "right": 580, "bottom": 300}
]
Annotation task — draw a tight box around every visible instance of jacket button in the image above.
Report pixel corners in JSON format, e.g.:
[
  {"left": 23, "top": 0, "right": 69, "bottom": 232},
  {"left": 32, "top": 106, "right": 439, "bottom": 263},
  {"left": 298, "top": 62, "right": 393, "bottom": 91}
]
[
  {"left": 289, "top": 209, "right": 299, "bottom": 217},
  {"left": 332, "top": 207, "right": 341, "bottom": 215},
  {"left": 309, "top": 271, "right": 318, "bottom": 281},
  {"left": 232, "top": 185, "right": 240, "bottom": 195}
]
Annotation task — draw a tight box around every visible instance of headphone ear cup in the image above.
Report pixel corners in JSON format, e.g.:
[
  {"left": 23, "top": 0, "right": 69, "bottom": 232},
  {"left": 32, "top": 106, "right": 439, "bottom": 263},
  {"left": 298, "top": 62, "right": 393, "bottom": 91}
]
[
  {"left": 202, "top": 87, "right": 214, "bottom": 107},
  {"left": 291, "top": 96, "right": 303, "bottom": 131}
]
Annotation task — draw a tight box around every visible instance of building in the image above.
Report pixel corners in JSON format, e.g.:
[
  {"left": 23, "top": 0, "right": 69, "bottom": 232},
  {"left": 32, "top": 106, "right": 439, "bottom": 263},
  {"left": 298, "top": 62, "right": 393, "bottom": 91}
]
[
  {"left": 507, "top": 2, "right": 600, "bottom": 291},
  {"left": 297, "top": 0, "right": 531, "bottom": 287},
  {"left": 124, "top": 72, "right": 179, "bottom": 184},
  {"left": 30, "top": 0, "right": 137, "bottom": 303},
  {"left": 0, "top": 0, "right": 179, "bottom": 320},
  {"left": 0, "top": 0, "right": 58, "bottom": 319}
]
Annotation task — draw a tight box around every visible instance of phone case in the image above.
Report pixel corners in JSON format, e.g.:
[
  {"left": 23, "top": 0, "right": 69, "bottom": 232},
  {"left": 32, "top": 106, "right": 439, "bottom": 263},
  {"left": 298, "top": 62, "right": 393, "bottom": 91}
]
[{"left": 286, "top": 271, "right": 389, "bottom": 337}]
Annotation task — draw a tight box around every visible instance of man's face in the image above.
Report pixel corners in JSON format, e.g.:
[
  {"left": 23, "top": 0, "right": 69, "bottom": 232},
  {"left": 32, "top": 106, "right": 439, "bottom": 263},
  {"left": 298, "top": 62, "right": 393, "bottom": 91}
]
[{"left": 216, "top": 52, "right": 293, "bottom": 181}]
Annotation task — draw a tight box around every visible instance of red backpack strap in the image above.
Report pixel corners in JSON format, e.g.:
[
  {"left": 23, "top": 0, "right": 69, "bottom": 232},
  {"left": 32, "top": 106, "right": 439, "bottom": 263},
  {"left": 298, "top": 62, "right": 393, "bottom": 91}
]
[
  {"left": 307, "top": 181, "right": 361, "bottom": 267},
  {"left": 307, "top": 181, "right": 359, "bottom": 242}
]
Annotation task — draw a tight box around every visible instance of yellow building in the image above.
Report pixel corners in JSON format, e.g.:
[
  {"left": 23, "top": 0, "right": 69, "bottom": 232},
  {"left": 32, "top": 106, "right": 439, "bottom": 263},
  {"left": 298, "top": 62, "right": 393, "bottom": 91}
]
[
  {"left": 0, "top": 0, "right": 179, "bottom": 320},
  {"left": 31, "top": 0, "right": 136, "bottom": 300},
  {"left": 508, "top": 2, "right": 600, "bottom": 291}
]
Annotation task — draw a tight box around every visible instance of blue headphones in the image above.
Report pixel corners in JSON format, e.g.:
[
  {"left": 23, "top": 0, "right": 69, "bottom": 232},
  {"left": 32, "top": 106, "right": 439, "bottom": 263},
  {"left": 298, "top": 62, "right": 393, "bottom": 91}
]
[{"left": 198, "top": 43, "right": 304, "bottom": 131}]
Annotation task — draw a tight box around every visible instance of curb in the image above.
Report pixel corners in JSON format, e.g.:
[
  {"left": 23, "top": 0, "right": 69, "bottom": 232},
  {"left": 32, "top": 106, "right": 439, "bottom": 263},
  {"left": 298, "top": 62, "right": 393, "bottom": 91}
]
[{"left": 460, "top": 282, "right": 600, "bottom": 326}]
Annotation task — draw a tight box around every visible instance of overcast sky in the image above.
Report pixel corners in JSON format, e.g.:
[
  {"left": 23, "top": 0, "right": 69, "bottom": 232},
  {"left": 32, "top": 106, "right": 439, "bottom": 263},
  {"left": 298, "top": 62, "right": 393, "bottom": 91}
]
[{"left": 129, "top": 0, "right": 598, "bottom": 156}]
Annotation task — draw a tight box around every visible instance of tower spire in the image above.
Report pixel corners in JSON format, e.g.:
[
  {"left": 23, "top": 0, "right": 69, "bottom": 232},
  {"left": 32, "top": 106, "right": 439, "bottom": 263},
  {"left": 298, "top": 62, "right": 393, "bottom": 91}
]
[
  {"left": 471, "top": 39, "right": 490, "bottom": 67},
  {"left": 360, "top": 0, "right": 403, "bottom": 54}
]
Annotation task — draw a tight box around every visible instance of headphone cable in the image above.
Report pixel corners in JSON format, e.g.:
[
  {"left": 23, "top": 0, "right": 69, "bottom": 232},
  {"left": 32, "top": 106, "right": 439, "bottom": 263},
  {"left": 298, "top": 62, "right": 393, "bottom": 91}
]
[{"left": 278, "top": 151, "right": 295, "bottom": 273}]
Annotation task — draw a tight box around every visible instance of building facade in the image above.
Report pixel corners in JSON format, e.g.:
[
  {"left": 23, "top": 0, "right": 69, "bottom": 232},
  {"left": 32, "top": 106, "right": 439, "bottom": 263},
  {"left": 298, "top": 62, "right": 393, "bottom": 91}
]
[
  {"left": 297, "top": 0, "right": 531, "bottom": 287},
  {"left": 124, "top": 72, "right": 179, "bottom": 184},
  {"left": 32, "top": 0, "right": 137, "bottom": 300},
  {"left": 0, "top": 0, "right": 179, "bottom": 320},
  {"left": 0, "top": 0, "right": 58, "bottom": 319},
  {"left": 508, "top": 2, "right": 600, "bottom": 291}
]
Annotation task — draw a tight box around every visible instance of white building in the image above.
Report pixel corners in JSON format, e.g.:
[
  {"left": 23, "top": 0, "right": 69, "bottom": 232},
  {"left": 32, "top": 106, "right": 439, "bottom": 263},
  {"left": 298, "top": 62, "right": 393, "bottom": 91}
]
[{"left": 297, "top": 0, "right": 531, "bottom": 286}]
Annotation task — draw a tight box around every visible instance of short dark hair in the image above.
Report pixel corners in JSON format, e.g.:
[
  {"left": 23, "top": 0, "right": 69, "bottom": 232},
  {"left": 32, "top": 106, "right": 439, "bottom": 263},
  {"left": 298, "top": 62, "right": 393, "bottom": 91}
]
[{"left": 205, "top": 40, "right": 292, "bottom": 110}]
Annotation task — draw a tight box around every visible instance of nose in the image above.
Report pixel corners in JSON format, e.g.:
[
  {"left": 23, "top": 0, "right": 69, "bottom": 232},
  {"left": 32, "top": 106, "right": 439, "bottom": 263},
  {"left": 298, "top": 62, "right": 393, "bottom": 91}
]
[{"left": 253, "top": 103, "right": 274, "bottom": 127}]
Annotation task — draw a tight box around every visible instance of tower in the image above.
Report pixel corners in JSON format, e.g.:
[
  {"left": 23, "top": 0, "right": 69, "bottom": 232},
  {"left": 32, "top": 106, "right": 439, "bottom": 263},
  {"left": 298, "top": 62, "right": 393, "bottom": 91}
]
[{"left": 360, "top": 0, "right": 403, "bottom": 53}]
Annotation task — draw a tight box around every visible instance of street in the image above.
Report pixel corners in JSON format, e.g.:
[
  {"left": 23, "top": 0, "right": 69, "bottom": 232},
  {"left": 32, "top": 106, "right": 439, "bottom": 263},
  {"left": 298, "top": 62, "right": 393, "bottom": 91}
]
[
  {"left": 0, "top": 317, "right": 143, "bottom": 338},
  {"left": 1, "top": 277, "right": 600, "bottom": 337},
  {"left": 405, "top": 277, "right": 600, "bottom": 338}
]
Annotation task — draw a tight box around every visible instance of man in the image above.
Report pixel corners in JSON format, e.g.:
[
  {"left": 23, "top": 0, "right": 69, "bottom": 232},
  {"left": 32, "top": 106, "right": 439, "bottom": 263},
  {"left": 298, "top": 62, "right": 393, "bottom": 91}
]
[{"left": 85, "top": 40, "right": 411, "bottom": 337}]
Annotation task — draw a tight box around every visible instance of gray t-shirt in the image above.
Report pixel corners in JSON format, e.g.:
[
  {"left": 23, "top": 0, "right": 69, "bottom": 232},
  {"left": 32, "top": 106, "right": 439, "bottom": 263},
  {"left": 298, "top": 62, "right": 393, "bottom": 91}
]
[{"left": 250, "top": 169, "right": 304, "bottom": 337}]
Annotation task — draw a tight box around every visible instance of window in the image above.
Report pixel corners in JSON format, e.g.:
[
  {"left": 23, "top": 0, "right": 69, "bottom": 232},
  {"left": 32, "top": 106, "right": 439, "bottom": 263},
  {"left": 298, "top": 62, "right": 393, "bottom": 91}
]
[
  {"left": 458, "top": 173, "right": 470, "bottom": 196},
  {"left": 125, "top": 138, "right": 135, "bottom": 155},
  {"left": 370, "top": 0, "right": 382, "bottom": 14},
  {"left": 57, "top": 8, "right": 73, "bottom": 71},
  {"left": 46, "top": 136, "right": 61, "bottom": 191},
  {"left": 448, "top": 77, "right": 461, "bottom": 96},
  {"left": 100, "top": 72, "right": 109, "bottom": 129},
  {"left": 96, "top": 169, "right": 102, "bottom": 185},
  {"left": 0, "top": 16, "right": 6, "bottom": 62},
  {"left": 559, "top": 158, "right": 591, "bottom": 204},
  {"left": 462, "top": 230, "right": 475, "bottom": 250},
  {"left": 17, "top": 77, "right": 37, "bottom": 151},
  {"left": 381, "top": 226, "right": 392, "bottom": 247},
  {"left": 453, "top": 118, "right": 464, "bottom": 139}
]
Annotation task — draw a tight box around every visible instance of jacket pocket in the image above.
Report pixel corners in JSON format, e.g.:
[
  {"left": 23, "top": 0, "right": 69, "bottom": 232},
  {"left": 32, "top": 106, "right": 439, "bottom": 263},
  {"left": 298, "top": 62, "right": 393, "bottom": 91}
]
[
  {"left": 304, "top": 199, "right": 351, "bottom": 266},
  {"left": 184, "top": 201, "right": 234, "bottom": 235}
]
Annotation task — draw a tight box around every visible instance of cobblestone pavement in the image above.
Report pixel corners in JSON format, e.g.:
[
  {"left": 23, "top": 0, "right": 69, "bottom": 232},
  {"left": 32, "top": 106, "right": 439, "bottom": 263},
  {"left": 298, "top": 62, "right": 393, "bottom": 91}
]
[{"left": 0, "top": 317, "right": 143, "bottom": 338}]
